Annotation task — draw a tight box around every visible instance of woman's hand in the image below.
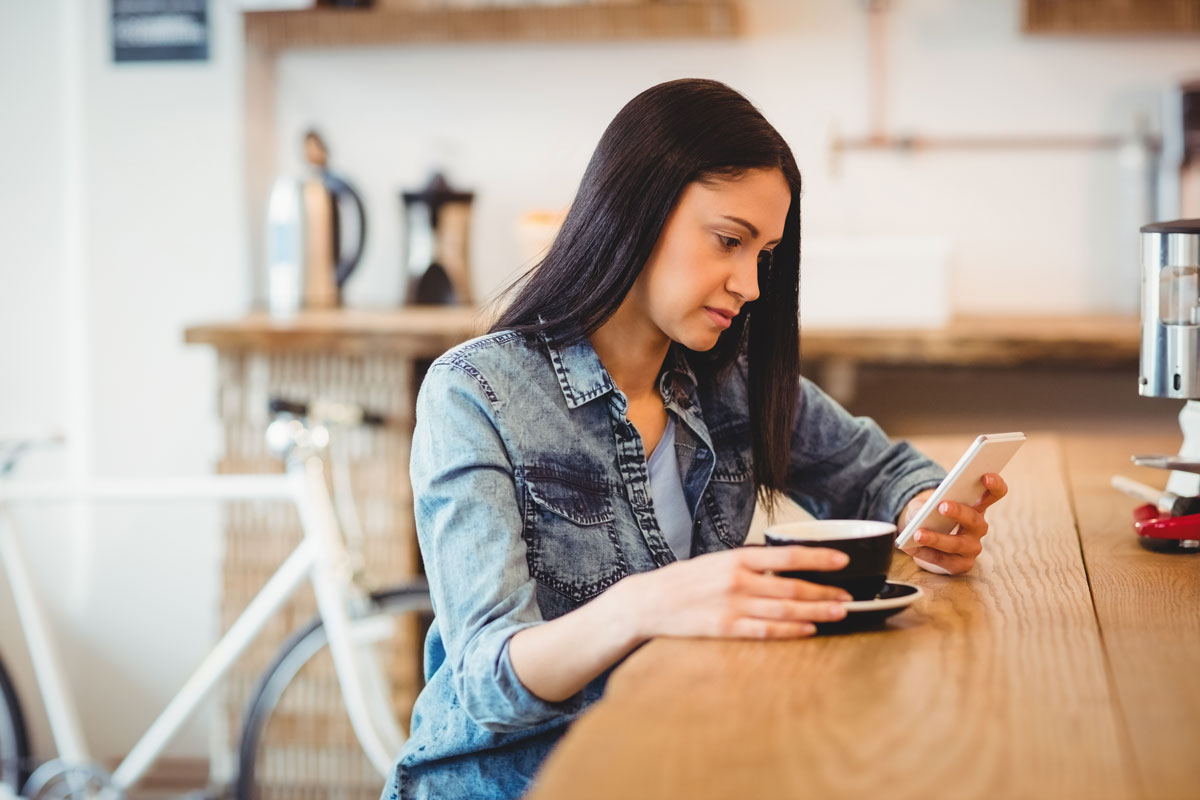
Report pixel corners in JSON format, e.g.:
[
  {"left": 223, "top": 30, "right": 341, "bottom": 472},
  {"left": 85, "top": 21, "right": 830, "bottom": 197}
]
[
  {"left": 898, "top": 473, "right": 1009, "bottom": 575},
  {"left": 621, "top": 545, "right": 854, "bottom": 640}
]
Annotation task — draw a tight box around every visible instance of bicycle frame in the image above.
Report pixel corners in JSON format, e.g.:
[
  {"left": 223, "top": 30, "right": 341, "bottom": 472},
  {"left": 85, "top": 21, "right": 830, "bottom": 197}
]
[{"left": 0, "top": 446, "right": 405, "bottom": 794}]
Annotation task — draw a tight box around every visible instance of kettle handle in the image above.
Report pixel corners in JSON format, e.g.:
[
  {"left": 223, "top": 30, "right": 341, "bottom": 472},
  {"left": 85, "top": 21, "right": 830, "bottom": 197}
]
[{"left": 323, "top": 172, "right": 367, "bottom": 289}]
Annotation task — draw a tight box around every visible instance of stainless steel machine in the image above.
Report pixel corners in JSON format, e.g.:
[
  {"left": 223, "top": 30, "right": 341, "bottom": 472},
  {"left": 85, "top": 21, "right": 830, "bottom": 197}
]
[{"left": 1128, "top": 218, "right": 1200, "bottom": 551}]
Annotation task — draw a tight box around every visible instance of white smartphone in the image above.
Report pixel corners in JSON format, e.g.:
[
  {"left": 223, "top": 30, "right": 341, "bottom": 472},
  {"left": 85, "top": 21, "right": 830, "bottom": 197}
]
[{"left": 895, "top": 432, "right": 1026, "bottom": 551}]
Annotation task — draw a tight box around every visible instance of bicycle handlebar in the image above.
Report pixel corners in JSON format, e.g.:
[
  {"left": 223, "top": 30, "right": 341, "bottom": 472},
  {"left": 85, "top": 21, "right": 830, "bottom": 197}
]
[{"left": 268, "top": 398, "right": 387, "bottom": 428}]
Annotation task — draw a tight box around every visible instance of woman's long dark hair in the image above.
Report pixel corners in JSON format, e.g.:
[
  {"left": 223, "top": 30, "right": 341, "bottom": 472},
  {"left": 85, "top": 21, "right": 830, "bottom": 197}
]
[{"left": 491, "top": 78, "right": 802, "bottom": 512}]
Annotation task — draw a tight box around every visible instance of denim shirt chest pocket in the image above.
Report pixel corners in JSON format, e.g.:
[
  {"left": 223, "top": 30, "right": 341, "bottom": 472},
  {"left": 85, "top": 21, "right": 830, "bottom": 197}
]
[{"left": 518, "top": 466, "right": 628, "bottom": 603}]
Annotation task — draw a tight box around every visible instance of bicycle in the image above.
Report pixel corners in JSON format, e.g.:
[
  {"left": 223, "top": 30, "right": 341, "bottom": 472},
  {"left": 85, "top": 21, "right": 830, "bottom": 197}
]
[{"left": 0, "top": 399, "right": 431, "bottom": 800}]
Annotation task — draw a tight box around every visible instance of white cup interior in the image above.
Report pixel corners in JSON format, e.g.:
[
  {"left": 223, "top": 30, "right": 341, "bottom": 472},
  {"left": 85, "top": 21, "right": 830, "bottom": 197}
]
[{"left": 764, "top": 519, "right": 896, "bottom": 542}]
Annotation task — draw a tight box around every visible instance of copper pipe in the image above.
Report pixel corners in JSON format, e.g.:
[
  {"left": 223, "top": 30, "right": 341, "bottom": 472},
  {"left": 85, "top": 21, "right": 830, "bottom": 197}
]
[
  {"left": 834, "top": 1, "right": 1135, "bottom": 165},
  {"left": 867, "top": 0, "right": 888, "bottom": 145},
  {"left": 833, "top": 135, "right": 1130, "bottom": 153}
]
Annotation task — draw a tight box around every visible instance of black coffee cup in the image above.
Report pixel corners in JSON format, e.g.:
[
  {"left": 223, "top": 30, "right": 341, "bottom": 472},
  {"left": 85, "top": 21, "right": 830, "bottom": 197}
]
[{"left": 763, "top": 519, "right": 896, "bottom": 601}]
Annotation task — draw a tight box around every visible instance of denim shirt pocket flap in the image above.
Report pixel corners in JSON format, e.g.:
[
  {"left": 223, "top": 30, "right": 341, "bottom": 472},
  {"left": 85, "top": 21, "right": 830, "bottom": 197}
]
[
  {"left": 525, "top": 472, "right": 615, "bottom": 525},
  {"left": 521, "top": 469, "right": 625, "bottom": 605}
]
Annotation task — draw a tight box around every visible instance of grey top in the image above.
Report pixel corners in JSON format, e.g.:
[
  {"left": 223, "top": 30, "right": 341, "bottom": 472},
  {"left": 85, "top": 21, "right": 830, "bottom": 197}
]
[{"left": 647, "top": 415, "right": 693, "bottom": 560}]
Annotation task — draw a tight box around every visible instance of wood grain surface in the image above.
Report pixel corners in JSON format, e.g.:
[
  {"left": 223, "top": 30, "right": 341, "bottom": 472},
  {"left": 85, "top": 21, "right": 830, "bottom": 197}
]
[
  {"left": 243, "top": 1, "right": 740, "bottom": 50},
  {"left": 800, "top": 315, "right": 1139, "bottom": 368},
  {"left": 184, "top": 307, "right": 485, "bottom": 357},
  {"left": 525, "top": 435, "right": 1139, "bottom": 799},
  {"left": 186, "top": 312, "right": 1139, "bottom": 367},
  {"left": 1064, "top": 434, "right": 1200, "bottom": 800}
]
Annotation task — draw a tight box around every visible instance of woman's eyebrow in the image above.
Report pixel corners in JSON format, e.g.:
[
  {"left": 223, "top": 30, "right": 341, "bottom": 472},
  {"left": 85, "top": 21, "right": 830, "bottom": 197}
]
[{"left": 720, "top": 215, "right": 781, "bottom": 245}]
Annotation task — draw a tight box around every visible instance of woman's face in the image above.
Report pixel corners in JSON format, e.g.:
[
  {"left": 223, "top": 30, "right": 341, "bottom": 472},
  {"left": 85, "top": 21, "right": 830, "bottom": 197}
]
[{"left": 629, "top": 167, "right": 791, "bottom": 352}]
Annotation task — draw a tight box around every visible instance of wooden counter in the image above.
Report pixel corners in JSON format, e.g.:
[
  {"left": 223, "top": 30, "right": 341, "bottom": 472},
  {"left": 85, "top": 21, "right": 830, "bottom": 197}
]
[
  {"left": 1063, "top": 434, "right": 1200, "bottom": 799},
  {"left": 524, "top": 433, "right": 1199, "bottom": 800}
]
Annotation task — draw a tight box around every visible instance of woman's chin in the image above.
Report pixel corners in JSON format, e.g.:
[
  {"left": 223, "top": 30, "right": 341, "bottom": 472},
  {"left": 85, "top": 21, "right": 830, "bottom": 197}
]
[{"left": 675, "top": 330, "right": 722, "bottom": 352}]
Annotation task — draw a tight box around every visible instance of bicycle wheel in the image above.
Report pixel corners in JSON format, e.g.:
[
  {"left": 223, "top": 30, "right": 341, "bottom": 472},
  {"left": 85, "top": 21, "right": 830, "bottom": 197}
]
[
  {"left": 0, "top": 651, "right": 31, "bottom": 795},
  {"left": 234, "top": 585, "right": 432, "bottom": 800}
]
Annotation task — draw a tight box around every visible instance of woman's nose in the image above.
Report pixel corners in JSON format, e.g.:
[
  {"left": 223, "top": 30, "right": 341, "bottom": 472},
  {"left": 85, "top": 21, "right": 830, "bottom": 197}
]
[{"left": 726, "top": 253, "right": 761, "bottom": 304}]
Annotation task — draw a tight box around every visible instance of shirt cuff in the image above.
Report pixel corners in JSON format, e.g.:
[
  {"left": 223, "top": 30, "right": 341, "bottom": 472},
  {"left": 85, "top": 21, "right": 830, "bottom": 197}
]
[
  {"left": 879, "top": 467, "right": 946, "bottom": 530},
  {"left": 466, "top": 622, "right": 587, "bottom": 732}
]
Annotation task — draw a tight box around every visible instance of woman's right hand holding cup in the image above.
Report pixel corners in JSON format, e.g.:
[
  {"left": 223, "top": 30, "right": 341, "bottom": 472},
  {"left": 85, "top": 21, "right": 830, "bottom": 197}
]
[{"left": 620, "top": 546, "right": 852, "bottom": 641}]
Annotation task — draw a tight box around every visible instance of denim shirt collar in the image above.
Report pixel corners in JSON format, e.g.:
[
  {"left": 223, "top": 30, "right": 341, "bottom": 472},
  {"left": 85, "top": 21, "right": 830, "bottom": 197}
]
[
  {"left": 540, "top": 334, "right": 619, "bottom": 410},
  {"left": 540, "top": 334, "right": 701, "bottom": 417}
]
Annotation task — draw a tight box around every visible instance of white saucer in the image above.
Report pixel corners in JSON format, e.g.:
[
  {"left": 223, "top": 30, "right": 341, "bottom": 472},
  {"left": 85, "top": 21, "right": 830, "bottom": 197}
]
[
  {"left": 815, "top": 581, "right": 923, "bottom": 632},
  {"left": 842, "top": 580, "right": 923, "bottom": 612}
]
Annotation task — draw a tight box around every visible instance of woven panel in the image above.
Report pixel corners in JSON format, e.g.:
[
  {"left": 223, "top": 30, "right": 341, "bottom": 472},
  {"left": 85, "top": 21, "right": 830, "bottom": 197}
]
[
  {"left": 215, "top": 351, "right": 422, "bottom": 798},
  {"left": 1023, "top": 0, "right": 1200, "bottom": 33}
]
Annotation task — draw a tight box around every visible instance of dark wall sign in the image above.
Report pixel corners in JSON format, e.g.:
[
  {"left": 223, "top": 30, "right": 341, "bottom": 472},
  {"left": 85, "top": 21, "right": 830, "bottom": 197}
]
[{"left": 112, "top": 0, "right": 209, "bottom": 63}]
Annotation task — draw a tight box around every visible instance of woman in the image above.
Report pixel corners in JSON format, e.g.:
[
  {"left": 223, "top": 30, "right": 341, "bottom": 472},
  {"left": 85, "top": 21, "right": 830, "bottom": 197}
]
[{"left": 383, "top": 79, "right": 1008, "bottom": 799}]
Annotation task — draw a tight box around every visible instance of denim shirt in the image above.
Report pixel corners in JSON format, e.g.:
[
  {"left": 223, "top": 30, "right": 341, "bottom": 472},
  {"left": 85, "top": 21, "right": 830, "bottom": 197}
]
[{"left": 383, "top": 331, "right": 945, "bottom": 800}]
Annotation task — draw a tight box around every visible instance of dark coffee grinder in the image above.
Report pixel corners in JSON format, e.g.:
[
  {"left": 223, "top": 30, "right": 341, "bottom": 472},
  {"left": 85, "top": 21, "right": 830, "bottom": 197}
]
[{"left": 400, "top": 172, "right": 474, "bottom": 306}]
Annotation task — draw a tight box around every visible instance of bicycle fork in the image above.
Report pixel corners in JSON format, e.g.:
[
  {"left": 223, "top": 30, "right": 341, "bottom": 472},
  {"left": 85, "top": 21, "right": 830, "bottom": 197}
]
[
  {"left": 0, "top": 506, "right": 90, "bottom": 769},
  {"left": 291, "top": 450, "right": 406, "bottom": 777}
]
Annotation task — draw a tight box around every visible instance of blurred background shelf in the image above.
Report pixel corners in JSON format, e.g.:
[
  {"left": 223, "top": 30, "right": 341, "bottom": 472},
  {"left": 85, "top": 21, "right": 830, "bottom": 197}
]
[
  {"left": 245, "top": 1, "right": 741, "bottom": 49},
  {"left": 1023, "top": 0, "right": 1200, "bottom": 33},
  {"left": 801, "top": 314, "right": 1139, "bottom": 369},
  {"left": 186, "top": 310, "right": 1139, "bottom": 367},
  {"left": 184, "top": 307, "right": 486, "bottom": 356}
]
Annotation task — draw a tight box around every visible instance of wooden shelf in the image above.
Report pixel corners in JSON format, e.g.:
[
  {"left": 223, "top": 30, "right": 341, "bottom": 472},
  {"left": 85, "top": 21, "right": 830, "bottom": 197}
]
[
  {"left": 245, "top": 1, "right": 741, "bottom": 49},
  {"left": 187, "top": 310, "right": 1141, "bottom": 368},
  {"left": 1022, "top": 0, "right": 1200, "bottom": 34},
  {"left": 800, "top": 314, "right": 1141, "bottom": 369},
  {"left": 184, "top": 307, "right": 486, "bottom": 357}
]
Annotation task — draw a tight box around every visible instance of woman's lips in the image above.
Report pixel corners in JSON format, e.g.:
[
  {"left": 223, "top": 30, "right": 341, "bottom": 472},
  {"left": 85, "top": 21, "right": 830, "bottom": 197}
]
[{"left": 704, "top": 307, "right": 735, "bottom": 329}]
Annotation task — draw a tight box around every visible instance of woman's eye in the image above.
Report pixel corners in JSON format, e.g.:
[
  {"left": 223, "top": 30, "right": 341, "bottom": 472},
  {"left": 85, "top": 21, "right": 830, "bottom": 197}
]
[{"left": 717, "top": 235, "right": 740, "bottom": 250}]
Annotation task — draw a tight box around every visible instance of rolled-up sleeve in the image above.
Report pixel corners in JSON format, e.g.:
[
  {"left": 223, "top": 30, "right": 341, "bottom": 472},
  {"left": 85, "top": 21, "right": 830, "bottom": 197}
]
[
  {"left": 785, "top": 378, "right": 945, "bottom": 524},
  {"left": 410, "top": 361, "right": 584, "bottom": 732}
]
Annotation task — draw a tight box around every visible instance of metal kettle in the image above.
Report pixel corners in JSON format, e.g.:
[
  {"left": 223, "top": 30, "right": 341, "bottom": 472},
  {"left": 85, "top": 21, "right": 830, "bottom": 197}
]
[{"left": 266, "top": 130, "right": 367, "bottom": 317}]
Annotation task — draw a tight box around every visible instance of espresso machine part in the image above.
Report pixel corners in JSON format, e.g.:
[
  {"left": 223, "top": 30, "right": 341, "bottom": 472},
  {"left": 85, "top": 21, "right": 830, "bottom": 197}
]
[
  {"left": 1139, "top": 219, "right": 1200, "bottom": 401},
  {"left": 266, "top": 130, "right": 367, "bottom": 318},
  {"left": 1129, "top": 218, "right": 1200, "bottom": 551},
  {"left": 401, "top": 171, "right": 474, "bottom": 306},
  {"left": 1157, "top": 79, "right": 1200, "bottom": 221}
]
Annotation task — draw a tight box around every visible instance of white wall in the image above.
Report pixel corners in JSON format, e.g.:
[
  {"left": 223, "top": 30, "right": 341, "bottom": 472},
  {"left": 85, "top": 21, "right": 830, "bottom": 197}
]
[
  {"left": 276, "top": 0, "right": 1199, "bottom": 318},
  {"left": 1, "top": 0, "right": 244, "bottom": 763},
  {"left": 0, "top": 0, "right": 1197, "bottom": 767}
]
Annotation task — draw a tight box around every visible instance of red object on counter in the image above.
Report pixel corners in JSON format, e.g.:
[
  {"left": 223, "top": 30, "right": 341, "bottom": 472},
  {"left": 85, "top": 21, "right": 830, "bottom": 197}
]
[{"left": 1132, "top": 503, "right": 1200, "bottom": 540}]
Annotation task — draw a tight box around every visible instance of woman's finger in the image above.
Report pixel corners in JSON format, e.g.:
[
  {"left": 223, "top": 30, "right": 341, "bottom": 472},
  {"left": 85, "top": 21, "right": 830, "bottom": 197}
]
[
  {"left": 738, "top": 597, "right": 849, "bottom": 623},
  {"left": 908, "top": 528, "right": 981, "bottom": 557},
  {"left": 975, "top": 473, "right": 1009, "bottom": 511},
  {"left": 728, "top": 618, "right": 819, "bottom": 640},
  {"left": 737, "top": 544, "right": 849, "bottom": 574},
  {"left": 905, "top": 546, "right": 972, "bottom": 575},
  {"left": 740, "top": 571, "right": 853, "bottom": 602},
  {"left": 938, "top": 500, "right": 988, "bottom": 535}
]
